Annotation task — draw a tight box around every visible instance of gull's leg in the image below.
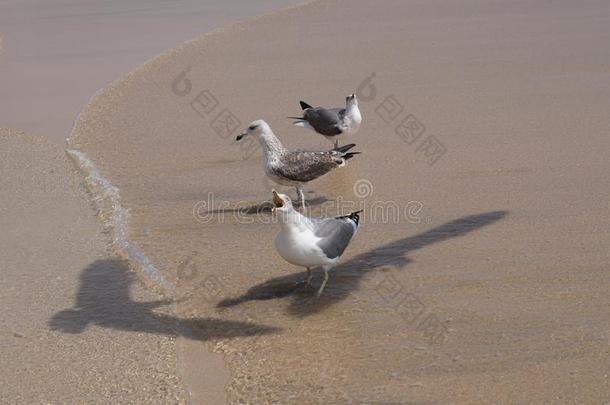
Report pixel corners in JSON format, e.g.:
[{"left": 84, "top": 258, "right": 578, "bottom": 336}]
[
  {"left": 334, "top": 140, "right": 339, "bottom": 149},
  {"left": 294, "top": 186, "right": 300, "bottom": 206},
  {"left": 296, "top": 185, "right": 306, "bottom": 210},
  {"left": 306, "top": 267, "right": 313, "bottom": 285},
  {"left": 317, "top": 268, "right": 330, "bottom": 297}
]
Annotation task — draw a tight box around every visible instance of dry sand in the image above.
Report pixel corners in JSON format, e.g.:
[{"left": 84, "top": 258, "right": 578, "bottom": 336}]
[{"left": 8, "top": 0, "right": 610, "bottom": 403}]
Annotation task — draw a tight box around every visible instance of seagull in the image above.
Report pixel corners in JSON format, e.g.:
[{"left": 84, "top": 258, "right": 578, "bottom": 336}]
[
  {"left": 236, "top": 120, "right": 360, "bottom": 209},
  {"left": 288, "top": 94, "right": 362, "bottom": 148},
  {"left": 271, "top": 190, "right": 362, "bottom": 296}
]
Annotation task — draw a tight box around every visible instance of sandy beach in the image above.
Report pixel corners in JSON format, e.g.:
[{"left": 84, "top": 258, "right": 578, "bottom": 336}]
[
  {"left": 4, "top": 0, "right": 610, "bottom": 403},
  {"left": 66, "top": 0, "right": 610, "bottom": 402}
]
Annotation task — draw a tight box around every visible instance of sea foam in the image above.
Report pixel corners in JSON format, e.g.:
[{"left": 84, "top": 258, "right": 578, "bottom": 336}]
[{"left": 66, "top": 148, "right": 175, "bottom": 293}]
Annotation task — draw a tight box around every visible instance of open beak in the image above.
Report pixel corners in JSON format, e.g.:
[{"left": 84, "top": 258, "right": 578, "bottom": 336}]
[
  {"left": 272, "top": 190, "right": 284, "bottom": 210},
  {"left": 236, "top": 131, "right": 246, "bottom": 141}
]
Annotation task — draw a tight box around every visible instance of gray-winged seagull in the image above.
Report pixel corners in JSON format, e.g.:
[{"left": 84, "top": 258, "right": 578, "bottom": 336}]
[
  {"left": 271, "top": 190, "right": 362, "bottom": 296},
  {"left": 289, "top": 94, "right": 362, "bottom": 148},
  {"left": 236, "top": 120, "right": 360, "bottom": 209}
]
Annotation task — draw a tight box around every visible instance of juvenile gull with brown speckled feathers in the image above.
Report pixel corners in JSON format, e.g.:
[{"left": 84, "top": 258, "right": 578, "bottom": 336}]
[{"left": 236, "top": 120, "right": 360, "bottom": 208}]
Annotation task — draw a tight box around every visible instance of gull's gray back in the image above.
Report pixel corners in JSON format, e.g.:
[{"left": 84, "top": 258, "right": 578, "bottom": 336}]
[
  {"left": 304, "top": 107, "right": 346, "bottom": 136},
  {"left": 311, "top": 217, "right": 357, "bottom": 259}
]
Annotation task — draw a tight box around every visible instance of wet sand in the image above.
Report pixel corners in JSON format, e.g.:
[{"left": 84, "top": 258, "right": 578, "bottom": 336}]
[{"left": 68, "top": 0, "right": 610, "bottom": 403}]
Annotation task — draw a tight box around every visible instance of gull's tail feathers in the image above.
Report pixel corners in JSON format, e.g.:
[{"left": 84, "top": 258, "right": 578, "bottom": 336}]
[
  {"left": 335, "top": 143, "right": 361, "bottom": 166},
  {"left": 336, "top": 210, "right": 363, "bottom": 226},
  {"left": 334, "top": 143, "right": 356, "bottom": 153},
  {"left": 300, "top": 101, "right": 313, "bottom": 110},
  {"left": 343, "top": 152, "right": 361, "bottom": 161}
]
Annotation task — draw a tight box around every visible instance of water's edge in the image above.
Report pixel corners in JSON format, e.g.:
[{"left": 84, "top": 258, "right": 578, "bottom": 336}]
[
  {"left": 63, "top": 0, "right": 317, "bottom": 295},
  {"left": 63, "top": 3, "right": 319, "bottom": 403},
  {"left": 65, "top": 148, "right": 175, "bottom": 292}
]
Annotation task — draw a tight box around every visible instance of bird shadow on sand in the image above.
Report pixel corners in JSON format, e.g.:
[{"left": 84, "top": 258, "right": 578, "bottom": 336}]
[
  {"left": 205, "top": 197, "right": 329, "bottom": 215},
  {"left": 217, "top": 210, "right": 508, "bottom": 318},
  {"left": 49, "top": 259, "right": 279, "bottom": 340}
]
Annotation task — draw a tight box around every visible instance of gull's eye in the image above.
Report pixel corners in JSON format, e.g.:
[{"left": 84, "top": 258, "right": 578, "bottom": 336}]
[{"left": 248, "top": 124, "right": 258, "bottom": 131}]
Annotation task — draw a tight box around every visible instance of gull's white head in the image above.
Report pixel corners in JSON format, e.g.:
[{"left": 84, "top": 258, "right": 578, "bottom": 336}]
[
  {"left": 236, "top": 119, "right": 271, "bottom": 141},
  {"left": 346, "top": 93, "right": 358, "bottom": 107},
  {"left": 271, "top": 190, "right": 294, "bottom": 215}
]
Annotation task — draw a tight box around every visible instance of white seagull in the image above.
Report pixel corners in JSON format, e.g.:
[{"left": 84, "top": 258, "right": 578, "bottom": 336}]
[
  {"left": 271, "top": 190, "right": 362, "bottom": 296},
  {"left": 289, "top": 94, "right": 362, "bottom": 148},
  {"left": 236, "top": 120, "right": 360, "bottom": 209}
]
